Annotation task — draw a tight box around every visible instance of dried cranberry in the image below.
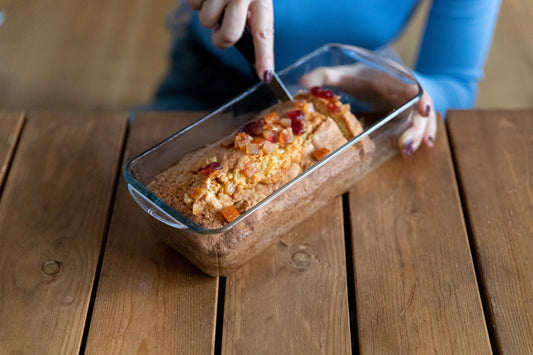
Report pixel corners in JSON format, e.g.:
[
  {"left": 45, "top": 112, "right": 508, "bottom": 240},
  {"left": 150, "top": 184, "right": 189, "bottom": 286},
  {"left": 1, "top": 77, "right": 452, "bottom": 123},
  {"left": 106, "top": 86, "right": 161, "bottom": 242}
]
[
  {"left": 287, "top": 110, "right": 306, "bottom": 135},
  {"left": 288, "top": 110, "right": 305, "bottom": 121},
  {"left": 199, "top": 162, "right": 222, "bottom": 176},
  {"left": 291, "top": 119, "right": 306, "bottom": 135},
  {"left": 327, "top": 102, "right": 340, "bottom": 113},
  {"left": 310, "top": 86, "right": 321, "bottom": 96},
  {"left": 310, "top": 86, "right": 335, "bottom": 99},
  {"left": 241, "top": 118, "right": 264, "bottom": 137}
]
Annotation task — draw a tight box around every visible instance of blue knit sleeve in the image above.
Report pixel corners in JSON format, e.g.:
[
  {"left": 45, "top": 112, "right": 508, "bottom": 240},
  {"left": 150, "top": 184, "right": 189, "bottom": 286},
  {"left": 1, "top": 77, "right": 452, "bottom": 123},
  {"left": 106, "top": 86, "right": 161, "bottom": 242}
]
[{"left": 413, "top": 0, "right": 501, "bottom": 113}]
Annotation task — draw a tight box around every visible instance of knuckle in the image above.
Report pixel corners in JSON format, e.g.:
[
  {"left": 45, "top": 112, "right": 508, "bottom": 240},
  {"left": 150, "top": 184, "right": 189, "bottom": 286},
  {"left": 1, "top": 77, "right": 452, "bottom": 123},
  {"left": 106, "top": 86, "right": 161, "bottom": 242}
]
[
  {"left": 187, "top": 0, "right": 203, "bottom": 10},
  {"left": 253, "top": 27, "right": 274, "bottom": 43},
  {"left": 198, "top": 12, "right": 217, "bottom": 28}
]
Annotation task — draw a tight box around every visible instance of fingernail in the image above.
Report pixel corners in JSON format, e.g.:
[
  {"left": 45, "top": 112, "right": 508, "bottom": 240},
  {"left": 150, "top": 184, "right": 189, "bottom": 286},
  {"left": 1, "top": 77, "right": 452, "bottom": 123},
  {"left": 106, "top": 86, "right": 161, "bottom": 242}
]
[
  {"left": 263, "top": 69, "right": 273, "bottom": 84},
  {"left": 402, "top": 140, "right": 414, "bottom": 157},
  {"left": 423, "top": 104, "right": 431, "bottom": 117},
  {"left": 213, "top": 23, "right": 221, "bottom": 32},
  {"left": 427, "top": 136, "right": 435, "bottom": 147}
]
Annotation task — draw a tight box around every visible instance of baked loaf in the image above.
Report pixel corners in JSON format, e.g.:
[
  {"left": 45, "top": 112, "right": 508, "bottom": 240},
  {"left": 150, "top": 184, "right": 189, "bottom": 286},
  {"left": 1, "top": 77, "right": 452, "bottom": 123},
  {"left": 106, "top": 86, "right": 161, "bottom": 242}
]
[{"left": 148, "top": 88, "right": 370, "bottom": 230}]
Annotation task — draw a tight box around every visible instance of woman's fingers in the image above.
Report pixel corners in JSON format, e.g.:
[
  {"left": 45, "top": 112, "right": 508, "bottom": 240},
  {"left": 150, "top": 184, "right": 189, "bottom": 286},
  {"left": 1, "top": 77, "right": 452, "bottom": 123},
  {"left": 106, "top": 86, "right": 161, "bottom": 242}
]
[
  {"left": 398, "top": 114, "right": 429, "bottom": 157},
  {"left": 397, "top": 90, "right": 437, "bottom": 156},
  {"left": 248, "top": 0, "right": 274, "bottom": 82},
  {"left": 188, "top": 0, "right": 205, "bottom": 11},
  {"left": 211, "top": 0, "right": 250, "bottom": 48},
  {"left": 198, "top": 0, "right": 228, "bottom": 28}
]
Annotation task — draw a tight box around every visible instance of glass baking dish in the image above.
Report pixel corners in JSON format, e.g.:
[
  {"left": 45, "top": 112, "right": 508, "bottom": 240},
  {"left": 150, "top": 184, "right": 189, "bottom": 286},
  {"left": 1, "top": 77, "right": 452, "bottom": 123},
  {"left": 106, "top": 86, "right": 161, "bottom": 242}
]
[{"left": 124, "top": 44, "right": 421, "bottom": 276}]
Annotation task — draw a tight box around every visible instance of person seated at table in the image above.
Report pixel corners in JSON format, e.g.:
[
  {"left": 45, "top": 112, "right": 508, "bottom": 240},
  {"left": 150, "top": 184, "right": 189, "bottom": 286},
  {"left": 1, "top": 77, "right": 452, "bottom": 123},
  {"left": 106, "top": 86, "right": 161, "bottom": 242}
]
[{"left": 152, "top": 0, "right": 501, "bottom": 156}]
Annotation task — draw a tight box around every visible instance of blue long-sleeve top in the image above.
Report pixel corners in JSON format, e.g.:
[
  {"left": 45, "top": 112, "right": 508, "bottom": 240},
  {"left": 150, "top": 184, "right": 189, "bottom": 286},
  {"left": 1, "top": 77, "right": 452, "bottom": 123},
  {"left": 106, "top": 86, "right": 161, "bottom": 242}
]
[{"left": 190, "top": 0, "right": 501, "bottom": 113}]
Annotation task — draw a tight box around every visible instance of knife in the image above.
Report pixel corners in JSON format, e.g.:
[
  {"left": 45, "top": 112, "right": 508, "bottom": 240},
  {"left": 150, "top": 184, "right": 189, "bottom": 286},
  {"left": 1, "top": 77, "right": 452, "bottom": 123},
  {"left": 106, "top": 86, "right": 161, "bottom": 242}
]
[{"left": 222, "top": 20, "right": 293, "bottom": 101}]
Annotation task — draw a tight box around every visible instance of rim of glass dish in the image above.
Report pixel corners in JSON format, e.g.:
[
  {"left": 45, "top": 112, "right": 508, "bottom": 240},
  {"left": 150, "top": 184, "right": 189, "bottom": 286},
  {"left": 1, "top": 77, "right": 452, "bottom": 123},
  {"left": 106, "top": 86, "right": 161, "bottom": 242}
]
[{"left": 123, "top": 43, "right": 423, "bottom": 234}]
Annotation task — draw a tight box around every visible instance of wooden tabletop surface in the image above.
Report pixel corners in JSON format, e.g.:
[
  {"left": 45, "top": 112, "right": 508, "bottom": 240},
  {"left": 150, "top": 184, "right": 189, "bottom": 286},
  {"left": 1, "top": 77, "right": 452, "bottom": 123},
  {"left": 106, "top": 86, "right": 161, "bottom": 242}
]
[{"left": 0, "top": 110, "right": 531, "bottom": 354}]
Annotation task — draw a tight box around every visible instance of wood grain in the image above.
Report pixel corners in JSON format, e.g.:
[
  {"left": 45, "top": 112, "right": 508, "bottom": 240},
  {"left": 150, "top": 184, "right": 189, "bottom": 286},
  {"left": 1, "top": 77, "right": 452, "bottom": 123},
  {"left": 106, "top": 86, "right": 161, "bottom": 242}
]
[
  {"left": 447, "top": 110, "right": 533, "bottom": 354},
  {"left": 0, "top": 112, "right": 127, "bottom": 354},
  {"left": 84, "top": 112, "right": 220, "bottom": 354},
  {"left": 222, "top": 197, "right": 352, "bottom": 354},
  {"left": 0, "top": 0, "right": 177, "bottom": 111},
  {"left": 348, "top": 117, "right": 492, "bottom": 354},
  {"left": 0, "top": 112, "right": 24, "bottom": 191}
]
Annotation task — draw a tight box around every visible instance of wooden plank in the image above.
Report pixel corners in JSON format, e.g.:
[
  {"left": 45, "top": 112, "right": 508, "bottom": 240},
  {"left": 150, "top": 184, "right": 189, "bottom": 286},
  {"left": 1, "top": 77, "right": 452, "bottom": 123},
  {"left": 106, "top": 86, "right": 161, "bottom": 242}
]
[
  {"left": 348, "top": 117, "right": 492, "bottom": 353},
  {"left": 0, "top": 0, "right": 176, "bottom": 111},
  {"left": 0, "top": 112, "right": 127, "bottom": 354},
  {"left": 222, "top": 197, "right": 352, "bottom": 354},
  {"left": 84, "top": 112, "right": 219, "bottom": 354},
  {"left": 447, "top": 109, "right": 533, "bottom": 354},
  {"left": 0, "top": 112, "right": 25, "bottom": 191}
]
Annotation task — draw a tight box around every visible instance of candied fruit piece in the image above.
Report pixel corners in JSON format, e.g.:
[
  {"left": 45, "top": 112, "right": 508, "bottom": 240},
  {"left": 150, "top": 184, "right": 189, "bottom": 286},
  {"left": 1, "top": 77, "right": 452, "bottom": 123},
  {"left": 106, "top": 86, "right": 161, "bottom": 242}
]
[
  {"left": 242, "top": 118, "right": 264, "bottom": 136},
  {"left": 310, "top": 86, "right": 335, "bottom": 99},
  {"left": 225, "top": 182, "right": 236, "bottom": 195},
  {"left": 264, "top": 130, "right": 279, "bottom": 143},
  {"left": 190, "top": 186, "right": 205, "bottom": 200},
  {"left": 288, "top": 110, "right": 305, "bottom": 121},
  {"left": 313, "top": 147, "right": 331, "bottom": 161},
  {"left": 310, "top": 86, "right": 321, "bottom": 96},
  {"left": 243, "top": 164, "right": 258, "bottom": 177},
  {"left": 293, "top": 99, "right": 306, "bottom": 109},
  {"left": 245, "top": 142, "right": 259, "bottom": 155},
  {"left": 279, "top": 128, "right": 294, "bottom": 146},
  {"left": 235, "top": 132, "right": 253, "bottom": 151},
  {"left": 327, "top": 101, "right": 341, "bottom": 113},
  {"left": 221, "top": 205, "right": 240, "bottom": 223},
  {"left": 264, "top": 112, "right": 280, "bottom": 124},
  {"left": 199, "top": 162, "right": 222, "bottom": 178},
  {"left": 280, "top": 118, "right": 292, "bottom": 128},
  {"left": 263, "top": 140, "right": 275, "bottom": 153},
  {"left": 291, "top": 119, "right": 306, "bottom": 136},
  {"left": 252, "top": 137, "right": 265, "bottom": 147}
]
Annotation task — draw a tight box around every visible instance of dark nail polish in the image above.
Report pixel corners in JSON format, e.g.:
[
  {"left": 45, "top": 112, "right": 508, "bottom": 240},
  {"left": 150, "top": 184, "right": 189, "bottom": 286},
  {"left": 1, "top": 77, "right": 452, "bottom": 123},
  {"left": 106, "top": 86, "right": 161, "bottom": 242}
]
[
  {"left": 425, "top": 104, "right": 431, "bottom": 117},
  {"left": 403, "top": 140, "right": 414, "bottom": 157},
  {"left": 213, "top": 22, "right": 221, "bottom": 32},
  {"left": 427, "top": 136, "right": 435, "bottom": 147},
  {"left": 263, "top": 69, "right": 273, "bottom": 84}
]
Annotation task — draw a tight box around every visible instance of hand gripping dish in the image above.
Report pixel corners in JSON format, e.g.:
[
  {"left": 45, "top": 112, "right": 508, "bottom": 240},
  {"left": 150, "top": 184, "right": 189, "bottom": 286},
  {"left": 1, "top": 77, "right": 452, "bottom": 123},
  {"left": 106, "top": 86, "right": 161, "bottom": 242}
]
[{"left": 124, "top": 44, "right": 422, "bottom": 276}]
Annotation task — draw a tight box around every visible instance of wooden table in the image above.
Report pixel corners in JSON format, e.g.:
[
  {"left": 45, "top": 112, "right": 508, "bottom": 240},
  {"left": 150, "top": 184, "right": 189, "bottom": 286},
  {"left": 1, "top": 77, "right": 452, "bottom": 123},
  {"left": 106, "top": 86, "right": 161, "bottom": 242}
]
[{"left": 0, "top": 110, "right": 531, "bottom": 354}]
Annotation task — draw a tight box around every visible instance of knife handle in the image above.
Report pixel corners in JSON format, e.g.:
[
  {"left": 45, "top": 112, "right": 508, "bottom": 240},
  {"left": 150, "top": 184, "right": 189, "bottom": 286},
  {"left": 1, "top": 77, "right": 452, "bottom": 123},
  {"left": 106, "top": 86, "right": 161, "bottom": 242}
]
[{"left": 218, "top": 12, "right": 258, "bottom": 78}]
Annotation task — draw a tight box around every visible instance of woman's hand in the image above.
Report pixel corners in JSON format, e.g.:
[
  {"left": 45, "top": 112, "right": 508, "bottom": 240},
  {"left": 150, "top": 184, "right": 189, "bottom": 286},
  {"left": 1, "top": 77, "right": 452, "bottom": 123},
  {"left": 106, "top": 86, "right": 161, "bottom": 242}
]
[
  {"left": 300, "top": 64, "right": 437, "bottom": 157},
  {"left": 187, "top": 0, "right": 274, "bottom": 82}
]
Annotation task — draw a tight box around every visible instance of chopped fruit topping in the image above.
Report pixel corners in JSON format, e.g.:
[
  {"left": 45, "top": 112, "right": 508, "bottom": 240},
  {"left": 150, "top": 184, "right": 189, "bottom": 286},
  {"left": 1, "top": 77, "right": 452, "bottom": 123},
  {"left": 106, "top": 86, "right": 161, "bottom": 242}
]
[
  {"left": 245, "top": 142, "right": 259, "bottom": 155},
  {"left": 280, "top": 118, "right": 292, "bottom": 128},
  {"left": 306, "top": 102, "right": 315, "bottom": 112},
  {"left": 310, "top": 86, "right": 335, "bottom": 99},
  {"left": 190, "top": 186, "right": 205, "bottom": 200},
  {"left": 264, "top": 112, "right": 280, "bottom": 124},
  {"left": 264, "top": 130, "right": 279, "bottom": 143},
  {"left": 221, "top": 205, "right": 240, "bottom": 223},
  {"left": 327, "top": 101, "right": 340, "bottom": 113},
  {"left": 225, "top": 182, "right": 235, "bottom": 195},
  {"left": 279, "top": 128, "right": 294, "bottom": 146},
  {"left": 293, "top": 99, "right": 306, "bottom": 109},
  {"left": 242, "top": 118, "right": 264, "bottom": 137},
  {"left": 252, "top": 137, "right": 265, "bottom": 147},
  {"left": 291, "top": 119, "right": 306, "bottom": 136},
  {"left": 243, "top": 164, "right": 258, "bottom": 177},
  {"left": 262, "top": 140, "right": 275, "bottom": 153},
  {"left": 192, "top": 203, "right": 203, "bottom": 216},
  {"left": 235, "top": 132, "right": 253, "bottom": 150},
  {"left": 263, "top": 123, "right": 281, "bottom": 132},
  {"left": 199, "top": 162, "right": 222, "bottom": 178},
  {"left": 288, "top": 110, "right": 305, "bottom": 121},
  {"left": 313, "top": 147, "right": 331, "bottom": 161},
  {"left": 287, "top": 110, "right": 306, "bottom": 135}
]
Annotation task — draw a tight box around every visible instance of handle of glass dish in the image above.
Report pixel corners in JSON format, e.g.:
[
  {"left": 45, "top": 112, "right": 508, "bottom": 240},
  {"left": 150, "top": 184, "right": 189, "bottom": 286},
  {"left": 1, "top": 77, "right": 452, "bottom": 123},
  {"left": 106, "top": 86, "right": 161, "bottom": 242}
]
[{"left": 128, "top": 184, "right": 187, "bottom": 229}]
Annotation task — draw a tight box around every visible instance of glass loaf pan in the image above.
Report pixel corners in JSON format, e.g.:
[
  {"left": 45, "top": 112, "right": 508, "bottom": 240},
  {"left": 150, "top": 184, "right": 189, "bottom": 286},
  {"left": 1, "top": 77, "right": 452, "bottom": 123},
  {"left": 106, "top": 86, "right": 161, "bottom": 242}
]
[{"left": 124, "top": 44, "right": 422, "bottom": 276}]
